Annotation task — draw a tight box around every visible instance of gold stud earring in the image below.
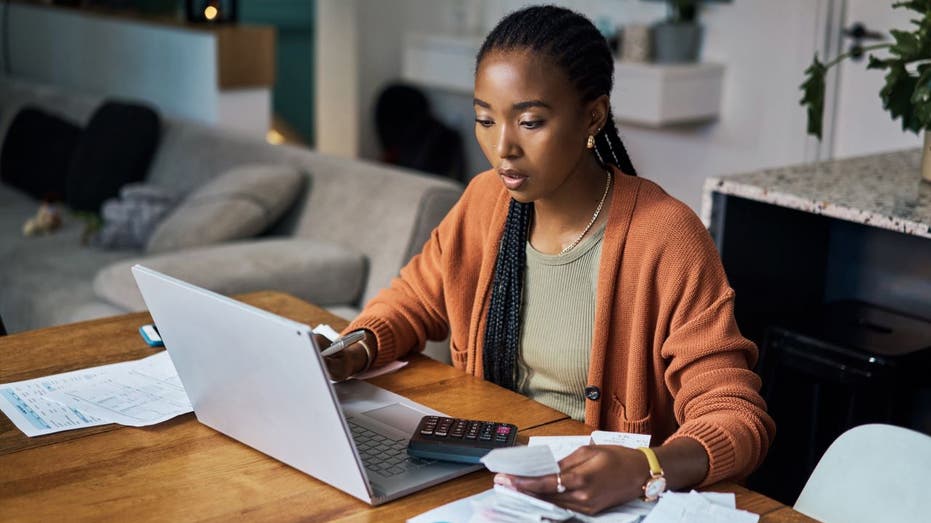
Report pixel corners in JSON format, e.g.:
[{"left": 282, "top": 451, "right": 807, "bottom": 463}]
[{"left": 587, "top": 135, "right": 595, "bottom": 149}]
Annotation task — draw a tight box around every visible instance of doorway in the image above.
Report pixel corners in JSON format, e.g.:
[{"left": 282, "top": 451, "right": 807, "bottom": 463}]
[{"left": 823, "top": 0, "right": 923, "bottom": 159}]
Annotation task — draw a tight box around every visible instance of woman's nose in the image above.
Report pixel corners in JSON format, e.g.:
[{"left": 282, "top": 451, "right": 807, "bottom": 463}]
[{"left": 495, "top": 126, "right": 520, "bottom": 158}]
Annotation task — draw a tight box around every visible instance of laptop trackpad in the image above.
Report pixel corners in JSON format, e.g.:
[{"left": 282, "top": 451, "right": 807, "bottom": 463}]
[{"left": 361, "top": 403, "right": 426, "bottom": 434}]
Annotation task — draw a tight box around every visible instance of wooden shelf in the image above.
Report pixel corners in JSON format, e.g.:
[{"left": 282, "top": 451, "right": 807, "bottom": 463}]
[{"left": 216, "top": 25, "right": 276, "bottom": 89}]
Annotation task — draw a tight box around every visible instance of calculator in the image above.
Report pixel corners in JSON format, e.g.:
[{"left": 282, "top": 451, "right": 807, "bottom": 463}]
[{"left": 407, "top": 415, "right": 518, "bottom": 464}]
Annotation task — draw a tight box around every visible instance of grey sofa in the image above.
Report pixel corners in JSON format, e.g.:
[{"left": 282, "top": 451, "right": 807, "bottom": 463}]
[{"left": 0, "top": 78, "right": 463, "bottom": 353}]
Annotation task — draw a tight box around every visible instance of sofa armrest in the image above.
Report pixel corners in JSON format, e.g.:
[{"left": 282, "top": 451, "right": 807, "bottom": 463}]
[{"left": 93, "top": 238, "right": 367, "bottom": 312}]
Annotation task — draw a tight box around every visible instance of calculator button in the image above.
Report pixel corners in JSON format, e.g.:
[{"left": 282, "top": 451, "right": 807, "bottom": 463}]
[
  {"left": 435, "top": 418, "right": 454, "bottom": 437},
  {"left": 449, "top": 419, "right": 467, "bottom": 438},
  {"left": 420, "top": 419, "right": 437, "bottom": 435}
]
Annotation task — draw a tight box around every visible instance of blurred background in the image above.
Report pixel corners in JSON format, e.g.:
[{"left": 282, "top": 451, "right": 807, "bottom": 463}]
[
  {"left": 2, "top": 0, "right": 929, "bottom": 508},
  {"left": 1, "top": 0, "right": 920, "bottom": 213}
]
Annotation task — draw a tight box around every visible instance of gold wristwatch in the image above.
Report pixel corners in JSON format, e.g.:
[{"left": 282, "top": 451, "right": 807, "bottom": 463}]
[{"left": 637, "top": 447, "right": 667, "bottom": 502}]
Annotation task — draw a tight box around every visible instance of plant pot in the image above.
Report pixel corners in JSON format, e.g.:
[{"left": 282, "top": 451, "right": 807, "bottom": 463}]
[
  {"left": 652, "top": 22, "right": 703, "bottom": 64},
  {"left": 923, "top": 130, "right": 931, "bottom": 183}
]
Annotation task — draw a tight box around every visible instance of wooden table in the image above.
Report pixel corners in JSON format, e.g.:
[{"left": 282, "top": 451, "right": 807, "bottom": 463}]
[{"left": 0, "top": 292, "right": 816, "bottom": 522}]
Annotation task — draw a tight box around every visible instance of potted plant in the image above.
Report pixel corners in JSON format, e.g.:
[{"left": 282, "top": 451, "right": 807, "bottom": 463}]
[
  {"left": 800, "top": 1, "right": 931, "bottom": 181},
  {"left": 642, "top": 0, "right": 731, "bottom": 63}
]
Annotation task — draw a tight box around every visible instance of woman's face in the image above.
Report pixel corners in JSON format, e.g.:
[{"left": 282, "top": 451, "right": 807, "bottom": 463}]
[{"left": 473, "top": 50, "right": 594, "bottom": 203}]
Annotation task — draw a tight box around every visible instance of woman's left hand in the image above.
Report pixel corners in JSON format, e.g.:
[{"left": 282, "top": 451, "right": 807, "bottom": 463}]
[{"left": 493, "top": 445, "right": 651, "bottom": 515}]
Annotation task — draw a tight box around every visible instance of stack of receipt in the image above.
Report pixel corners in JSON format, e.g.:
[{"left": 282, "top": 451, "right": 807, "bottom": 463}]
[{"left": 409, "top": 432, "right": 760, "bottom": 523}]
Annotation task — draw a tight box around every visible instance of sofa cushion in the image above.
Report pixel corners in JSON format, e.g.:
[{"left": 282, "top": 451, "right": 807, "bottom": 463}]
[
  {"left": 0, "top": 106, "right": 82, "bottom": 201},
  {"left": 146, "top": 164, "right": 303, "bottom": 253},
  {"left": 66, "top": 100, "right": 161, "bottom": 213},
  {"left": 94, "top": 238, "right": 367, "bottom": 311}
]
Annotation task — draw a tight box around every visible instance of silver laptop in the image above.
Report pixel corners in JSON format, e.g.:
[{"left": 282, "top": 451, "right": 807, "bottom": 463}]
[{"left": 131, "top": 265, "right": 479, "bottom": 505}]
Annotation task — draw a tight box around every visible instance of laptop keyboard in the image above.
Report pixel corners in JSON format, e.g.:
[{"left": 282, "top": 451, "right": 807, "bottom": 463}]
[{"left": 346, "top": 418, "right": 436, "bottom": 478}]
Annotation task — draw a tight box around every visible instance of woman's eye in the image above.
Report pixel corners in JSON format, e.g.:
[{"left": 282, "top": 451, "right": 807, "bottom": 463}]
[
  {"left": 521, "top": 120, "right": 543, "bottom": 129},
  {"left": 474, "top": 118, "right": 494, "bottom": 128}
]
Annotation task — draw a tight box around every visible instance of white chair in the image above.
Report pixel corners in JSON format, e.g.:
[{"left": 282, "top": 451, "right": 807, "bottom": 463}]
[{"left": 794, "top": 423, "right": 931, "bottom": 523}]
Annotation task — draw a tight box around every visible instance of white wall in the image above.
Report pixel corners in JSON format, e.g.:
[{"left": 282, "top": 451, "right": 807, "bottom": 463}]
[
  {"left": 1, "top": 3, "right": 270, "bottom": 137},
  {"left": 339, "top": 0, "right": 827, "bottom": 212},
  {"left": 621, "top": 0, "right": 823, "bottom": 210},
  {"left": 4, "top": 3, "right": 217, "bottom": 121}
]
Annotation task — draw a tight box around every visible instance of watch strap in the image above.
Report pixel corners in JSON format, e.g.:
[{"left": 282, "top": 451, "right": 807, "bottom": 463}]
[
  {"left": 638, "top": 447, "right": 667, "bottom": 502},
  {"left": 638, "top": 447, "right": 664, "bottom": 477}
]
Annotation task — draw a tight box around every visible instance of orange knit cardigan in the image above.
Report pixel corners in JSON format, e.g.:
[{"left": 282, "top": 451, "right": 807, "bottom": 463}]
[{"left": 348, "top": 167, "right": 775, "bottom": 485}]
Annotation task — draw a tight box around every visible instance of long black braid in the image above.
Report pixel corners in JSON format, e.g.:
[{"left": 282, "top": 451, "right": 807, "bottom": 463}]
[{"left": 479, "top": 5, "right": 638, "bottom": 390}]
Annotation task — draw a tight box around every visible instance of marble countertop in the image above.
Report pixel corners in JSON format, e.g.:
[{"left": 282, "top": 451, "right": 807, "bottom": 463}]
[{"left": 701, "top": 148, "right": 931, "bottom": 239}]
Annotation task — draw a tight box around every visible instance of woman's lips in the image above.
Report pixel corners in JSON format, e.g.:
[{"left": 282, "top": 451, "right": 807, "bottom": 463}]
[{"left": 499, "top": 169, "right": 527, "bottom": 190}]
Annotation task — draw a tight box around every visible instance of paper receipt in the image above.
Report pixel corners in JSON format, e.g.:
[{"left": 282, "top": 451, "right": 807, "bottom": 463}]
[{"left": 480, "top": 445, "right": 560, "bottom": 477}]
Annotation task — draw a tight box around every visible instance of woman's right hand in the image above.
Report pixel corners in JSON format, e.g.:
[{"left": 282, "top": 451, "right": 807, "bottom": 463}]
[{"left": 314, "top": 333, "right": 370, "bottom": 381}]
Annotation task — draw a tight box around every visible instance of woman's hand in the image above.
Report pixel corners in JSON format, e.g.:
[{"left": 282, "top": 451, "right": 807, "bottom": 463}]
[
  {"left": 493, "top": 437, "right": 709, "bottom": 515},
  {"left": 494, "top": 445, "right": 650, "bottom": 515},
  {"left": 314, "top": 333, "right": 369, "bottom": 381}
]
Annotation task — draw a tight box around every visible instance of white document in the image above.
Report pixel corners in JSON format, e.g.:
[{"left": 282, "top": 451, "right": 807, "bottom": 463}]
[
  {"left": 312, "top": 324, "right": 408, "bottom": 380},
  {"left": 408, "top": 487, "right": 752, "bottom": 523},
  {"left": 408, "top": 488, "right": 496, "bottom": 523},
  {"left": 0, "top": 366, "right": 111, "bottom": 437},
  {"left": 528, "top": 435, "right": 592, "bottom": 461},
  {"left": 408, "top": 486, "right": 653, "bottom": 523},
  {"left": 480, "top": 445, "right": 560, "bottom": 476},
  {"left": 526, "top": 431, "right": 650, "bottom": 462},
  {"left": 691, "top": 492, "right": 737, "bottom": 510},
  {"left": 641, "top": 491, "right": 758, "bottom": 523},
  {"left": 591, "top": 431, "right": 651, "bottom": 448},
  {"left": 475, "top": 485, "right": 578, "bottom": 522},
  {"left": 0, "top": 352, "right": 193, "bottom": 436},
  {"left": 46, "top": 351, "right": 192, "bottom": 427}
]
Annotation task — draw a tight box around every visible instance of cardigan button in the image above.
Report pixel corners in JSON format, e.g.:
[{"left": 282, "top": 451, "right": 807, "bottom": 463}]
[{"left": 584, "top": 386, "right": 601, "bottom": 401}]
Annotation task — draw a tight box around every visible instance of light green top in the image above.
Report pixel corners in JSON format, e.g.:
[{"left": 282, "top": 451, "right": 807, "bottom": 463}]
[{"left": 517, "top": 222, "right": 606, "bottom": 422}]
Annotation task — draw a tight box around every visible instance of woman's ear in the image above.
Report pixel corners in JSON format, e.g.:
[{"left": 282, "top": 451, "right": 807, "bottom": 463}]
[{"left": 586, "top": 95, "right": 611, "bottom": 135}]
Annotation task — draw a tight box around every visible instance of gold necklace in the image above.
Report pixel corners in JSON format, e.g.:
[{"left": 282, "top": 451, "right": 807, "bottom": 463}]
[{"left": 559, "top": 170, "right": 612, "bottom": 256}]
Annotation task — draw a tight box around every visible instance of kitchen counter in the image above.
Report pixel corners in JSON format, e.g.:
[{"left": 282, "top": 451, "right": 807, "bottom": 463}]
[
  {"left": 702, "top": 148, "right": 931, "bottom": 344},
  {"left": 702, "top": 148, "right": 931, "bottom": 239}
]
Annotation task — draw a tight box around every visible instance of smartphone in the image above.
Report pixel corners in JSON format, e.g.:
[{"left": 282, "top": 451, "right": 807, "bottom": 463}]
[{"left": 139, "top": 324, "right": 164, "bottom": 347}]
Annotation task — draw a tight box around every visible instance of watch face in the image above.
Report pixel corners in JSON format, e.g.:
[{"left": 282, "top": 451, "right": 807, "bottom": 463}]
[{"left": 644, "top": 477, "right": 667, "bottom": 500}]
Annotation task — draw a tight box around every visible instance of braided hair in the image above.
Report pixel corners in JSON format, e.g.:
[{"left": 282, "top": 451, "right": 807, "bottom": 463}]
[{"left": 479, "top": 5, "right": 638, "bottom": 390}]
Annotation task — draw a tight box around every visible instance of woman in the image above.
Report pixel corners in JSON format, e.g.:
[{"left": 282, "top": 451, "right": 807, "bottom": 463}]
[{"left": 323, "top": 5, "right": 774, "bottom": 515}]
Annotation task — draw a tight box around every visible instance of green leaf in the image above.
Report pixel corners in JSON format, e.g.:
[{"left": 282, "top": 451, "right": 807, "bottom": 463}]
[
  {"left": 890, "top": 29, "right": 922, "bottom": 59},
  {"left": 799, "top": 54, "right": 827, "bottom": 140},
  {"left": 800, "top": 1, "right": 931, "bottom": 137},
  {"left": 893, "top": 1, "right": 930, "bottom": 15},
  {"left": 880, "top": 63, "right": 922, "bottom": 133},
  {"left": 911, "top": 65, "right": 931, "bottom": 128},
  {"left": 867, "top": 55, "right": 890, "bottom": 70}
]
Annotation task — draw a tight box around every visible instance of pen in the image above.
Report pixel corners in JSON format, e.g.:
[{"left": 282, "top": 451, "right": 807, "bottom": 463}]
[{"left": 319, "top": 330, "right": 366, "bottom": 357}]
